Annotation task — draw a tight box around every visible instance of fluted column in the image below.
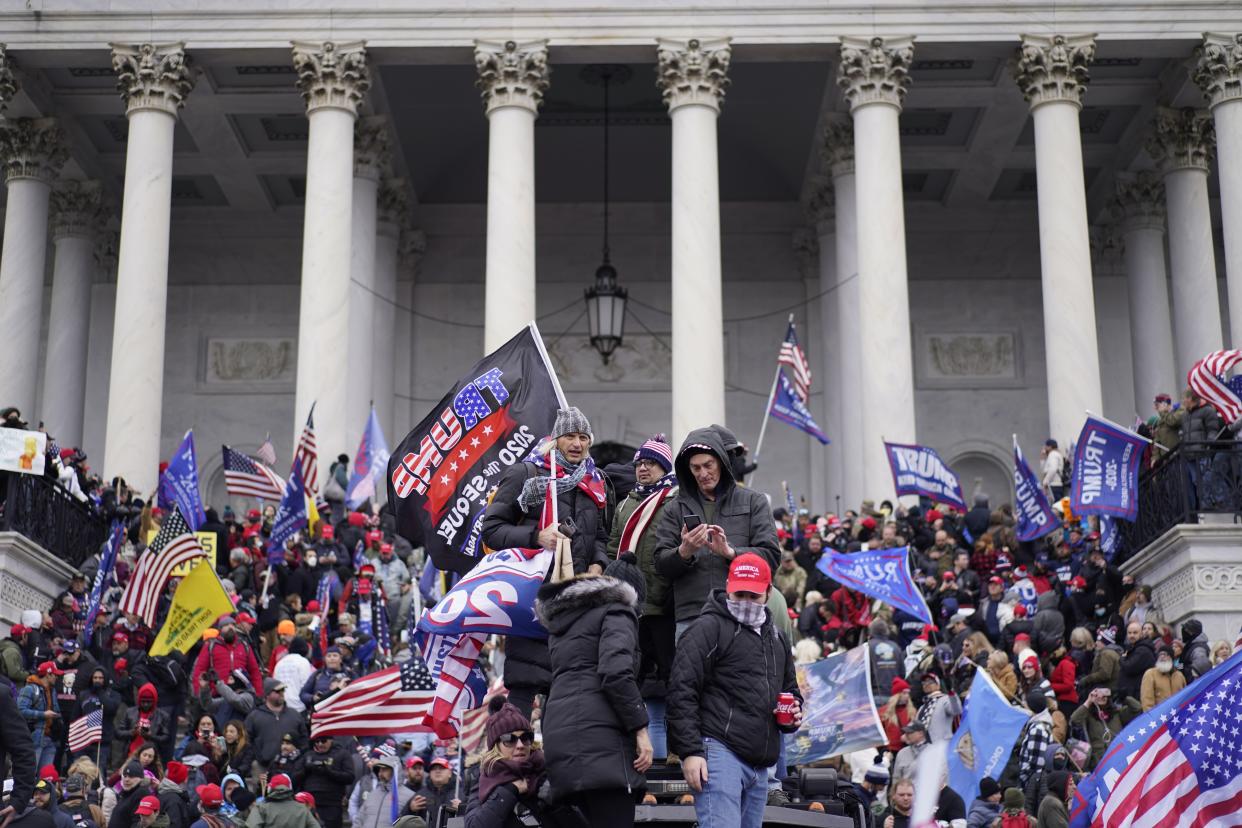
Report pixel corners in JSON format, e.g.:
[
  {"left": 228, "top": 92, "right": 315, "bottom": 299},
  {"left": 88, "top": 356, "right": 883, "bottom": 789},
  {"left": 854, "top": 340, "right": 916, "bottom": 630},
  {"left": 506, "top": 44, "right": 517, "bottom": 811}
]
[
  {"left": 345, "top": 115, "right": 387, "bottom": 454},
  {"left": 1013, "top": 34, "right": 1103, "bottom": 447},
  {"left": 475, "top": 40, "right": 549, "bottom": 353},
  {"left": 371, "top": 177, "right": 406, "bottom": 443},
  {"left": 1114, "top": 172, "right": 1178, "bottom": 412},
  {"left": 1148, "top": 107, "right": 1221, "bottom": 370},
  {"left": 807, "top": 183, "right": 840, "bottom": 506},
  {"left": 40, "top": 180, "right": 101, "bottom": 448},
  {"left": 393, "top": 229, "right": 425, "bottom": 437},
  {"left": 291, "top": 40, "right": 370, "bottom": 479},
  {"left": 657, "top": 37, "right": 731, "bottom": 441},
  {"left": 83, "top": 229, "right": 118, "bottom": 465},
  {"left": 838, "top": 36, "right": 917, "bottom": 502},
  {"left": 0, "top": 116, "right": 67, "bottom": 419},
  {"left": 1196, "top": 34, "right": 1242, "bottom": 346}
]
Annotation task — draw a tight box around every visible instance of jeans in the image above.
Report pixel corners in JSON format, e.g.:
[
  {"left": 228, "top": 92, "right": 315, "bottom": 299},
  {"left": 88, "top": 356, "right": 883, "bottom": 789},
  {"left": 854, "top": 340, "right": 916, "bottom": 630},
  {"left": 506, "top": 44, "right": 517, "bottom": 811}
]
[
  {"left": 645, "top": 698, "right": 668, "bottom": 760},
  {"left": 767, "top": 733, "right": 786, "bottom": 790},
  {"left": 35, "top": 739, "right": 56, "bottom": 771},
  {"left": 675, "top": 621, "right": 691, "bottom": 643},
  {"left": 695, "top": 737, "right": 767, "bottom": 828}
]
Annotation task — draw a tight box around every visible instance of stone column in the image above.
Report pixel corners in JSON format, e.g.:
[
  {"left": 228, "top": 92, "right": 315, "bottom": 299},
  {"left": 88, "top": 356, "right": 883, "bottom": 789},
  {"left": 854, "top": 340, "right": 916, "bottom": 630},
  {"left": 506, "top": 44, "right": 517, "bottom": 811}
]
[
  {"left": 291, "top": 40, "right": 369, "bottom": 479},
  {"left": 657, "top": 37, "right": 731, "bottom": 441},
  {"left": 793, "top": 227, "right": 828, "bottom": 504},
  {"left": 1013, "top": 34, "right": 1104, "bottom": 447},
  {"left": 475, "top": 40, "right": 549, "bottom": 354},
  {"left": 40, "top": 180, "right": 101, "bottom": 448},
  {"left": 1114, "top": 172, "right": 1178, "bottom": 411},
  {"left": 83, "top": 229, "right": 118, "bottom": 465},
  {"left": 838, "top": 36, "right": 918, "bottom": 502},
  {"left": 371, "top": 177, "right": 407, "bottom": 442},
  {"left": 1196, "top": 34, "right": 1242, "bottom": 346},
  {"left": 807, "top": 184, "right": 841, "bottom": 506},
  {"left": 1148, "top": 107, "right": 1221, "bottom": 371},
  {"left": 345, "top": 115, "right": 387, "bottom": 454},
  {"left": 0, "top": 118, "right": 67, "bottom": 419},
  {"left": 393, "top": 229, "right": 425, "bottom": 437}
]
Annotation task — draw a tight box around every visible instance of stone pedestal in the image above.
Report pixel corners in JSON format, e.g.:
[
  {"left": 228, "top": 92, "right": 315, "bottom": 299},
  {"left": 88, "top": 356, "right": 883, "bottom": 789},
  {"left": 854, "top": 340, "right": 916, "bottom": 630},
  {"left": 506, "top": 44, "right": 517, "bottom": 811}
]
[{"left": 0, "top": 532, "right": 78, "bottom": 632}]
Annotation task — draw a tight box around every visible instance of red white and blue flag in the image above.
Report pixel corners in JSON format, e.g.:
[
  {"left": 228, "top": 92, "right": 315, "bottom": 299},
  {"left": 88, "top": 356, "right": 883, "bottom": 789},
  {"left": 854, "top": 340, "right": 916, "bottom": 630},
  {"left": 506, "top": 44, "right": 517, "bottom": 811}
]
[
  {"left": 347, "top": 406, "right": 391, "bottom": 509},
  {"left": 293, "top": 404, "right": 321, "bottom": 502},
  {"left": 778, "top": 319, "right": 812, "bottom": 404},
  {"left": 67, "top": 708, "right": 103, "bottom": 753},
  {"left": 1188, "top": 349, "right": 1242, "bottom": 424},
  {"left": 222, "top": 445, "right": 285, "bottom": 501},
  {"left": 309, "top": 659, "right": 437, "bottom": 739},
  {"left": 117, "top": 507, "right": 206, "bottom": 627},
  {"left": 416, "top": 627, "right": 489, "bottom": 738}
]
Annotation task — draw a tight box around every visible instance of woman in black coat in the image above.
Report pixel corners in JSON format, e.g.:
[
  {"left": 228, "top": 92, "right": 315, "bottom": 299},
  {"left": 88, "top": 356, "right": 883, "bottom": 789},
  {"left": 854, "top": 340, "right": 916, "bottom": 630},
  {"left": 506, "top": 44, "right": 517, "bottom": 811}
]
[{"left": 535, "top": 572, "right": 652, "bottom": 828}]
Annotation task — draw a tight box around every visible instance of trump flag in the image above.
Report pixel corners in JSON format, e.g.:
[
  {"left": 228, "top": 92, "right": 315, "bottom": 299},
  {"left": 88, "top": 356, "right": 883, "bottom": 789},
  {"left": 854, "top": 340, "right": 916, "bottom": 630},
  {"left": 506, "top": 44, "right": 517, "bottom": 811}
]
[
  {"left": 883, "top": 442, "right": 967, "bottom": 511},
  {"left": 786, "top": 646, "right": 885, "bottom": 765},
  {"left": 1013, "top": 436, "right": 1058, "bottom": 542},
  {"left": 1069, "top": 415, "right": 1145, "bottom": 520},
  {"left": 816, "top": 546, "right": 933, "bottom": 624},
  {"left": 160, "top": 430, "right": 206, "bottom": 531},
  {"left": 769, "top": 370, "right": 830, "bottom": 444},
  {"left": 417, "top": 547, "right": 552, "bottom": 639}
]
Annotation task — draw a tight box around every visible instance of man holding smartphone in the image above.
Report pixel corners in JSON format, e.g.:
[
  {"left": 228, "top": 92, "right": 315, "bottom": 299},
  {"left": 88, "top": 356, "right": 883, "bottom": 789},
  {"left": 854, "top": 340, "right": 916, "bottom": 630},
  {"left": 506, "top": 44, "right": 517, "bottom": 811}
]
[{"left": 655, "top": 427, "right": 780, "bottom": 641}]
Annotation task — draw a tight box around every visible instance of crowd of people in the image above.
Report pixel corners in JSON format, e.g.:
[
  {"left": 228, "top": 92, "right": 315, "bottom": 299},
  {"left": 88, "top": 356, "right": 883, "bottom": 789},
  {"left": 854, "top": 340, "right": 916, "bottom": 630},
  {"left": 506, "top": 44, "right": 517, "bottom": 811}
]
[{"left": 0, "top": 399, "right": 1235, "bottom": 828}]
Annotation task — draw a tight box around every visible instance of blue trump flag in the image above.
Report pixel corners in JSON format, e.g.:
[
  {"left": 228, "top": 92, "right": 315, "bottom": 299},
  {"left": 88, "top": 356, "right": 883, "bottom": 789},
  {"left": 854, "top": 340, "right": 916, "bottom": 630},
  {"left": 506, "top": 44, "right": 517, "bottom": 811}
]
[
  {"left": 1099, "top": 515, "right": 1121, "bottom": 561},
  {"left": 419, "top": 547, "right": 553, "bottom": 639},
  {"left": 1070, "top": 415, "right": 1146, "bottom": 520},
  {"left": 1013, "top": 436, "right": 1058, "bottom": 541},
  {"left": 816, "top": 546, "right": 933, "bottom": 624},
  {"left": 159, "top": 430, "right": 205, "bottom": 531},
  {"left": 769, "top": 371, "right": 830, "bottom": 444},
  {"left": 347, "top": 406, "right": 391, "bottom": 508},
  {"left": 81, "top": 521, "right": 124, "bottom": 644},
  {"left": 883, "top": 442, "right": 967, "bottom": 511},
  {"left": 946, "top": 670, "right": 1030, "bottom": 802},
  {"left": 267, "top": 464, "right": 308, "bottom": 564}
]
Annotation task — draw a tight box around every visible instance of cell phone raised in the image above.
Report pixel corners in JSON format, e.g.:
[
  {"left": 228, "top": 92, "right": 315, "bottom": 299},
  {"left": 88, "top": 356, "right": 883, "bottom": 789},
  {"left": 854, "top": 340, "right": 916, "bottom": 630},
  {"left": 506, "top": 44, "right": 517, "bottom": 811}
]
[{"left": 683, "top": 514, "right": 703, "bottom": 531}]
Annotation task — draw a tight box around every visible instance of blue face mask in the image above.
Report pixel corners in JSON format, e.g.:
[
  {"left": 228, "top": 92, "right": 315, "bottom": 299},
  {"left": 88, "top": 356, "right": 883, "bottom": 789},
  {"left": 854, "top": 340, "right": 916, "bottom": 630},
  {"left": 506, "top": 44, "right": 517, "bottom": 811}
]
[{"left": 1095, "top": 607, "right": 1107, "bottom": 617}]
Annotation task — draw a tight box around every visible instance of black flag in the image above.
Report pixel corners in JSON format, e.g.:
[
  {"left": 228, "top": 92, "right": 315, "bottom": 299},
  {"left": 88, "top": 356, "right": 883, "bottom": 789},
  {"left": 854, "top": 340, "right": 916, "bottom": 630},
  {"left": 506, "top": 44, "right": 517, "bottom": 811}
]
[{"left": 387, "top": 323, "right": 564, "bottom": 574}]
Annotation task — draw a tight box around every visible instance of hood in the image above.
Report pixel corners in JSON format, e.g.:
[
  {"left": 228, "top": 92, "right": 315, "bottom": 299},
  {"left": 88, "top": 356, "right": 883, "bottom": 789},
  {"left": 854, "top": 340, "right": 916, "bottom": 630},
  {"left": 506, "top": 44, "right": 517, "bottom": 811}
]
[
  {"left": 1036, "top": 591, "right": 1059, "bottom": 613},
  {"left": 535, "top": 575, "right": 636, "bottom": 635},
  {"left": 157, "top": 778, "right": 186, "bottom": 797},
  {"left": 221, "top": 773, "right": 244, "bottom": 791},
  {"left": 205, "top": 508, "right": 220, "bottom": 524},
  {"left": 138, "top": 682, "right": 158, "bottom": 706},
  {"left": 674, "top": 427, "right": 734, "bottom": 500},
  {"left": 265, "top": 787, "right": 294, "bottom": 802}
]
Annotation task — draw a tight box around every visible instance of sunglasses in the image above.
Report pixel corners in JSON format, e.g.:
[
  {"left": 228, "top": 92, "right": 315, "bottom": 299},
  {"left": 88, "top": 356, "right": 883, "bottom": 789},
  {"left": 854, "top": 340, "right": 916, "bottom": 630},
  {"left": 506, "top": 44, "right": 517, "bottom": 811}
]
[{"left": 499, "top": 731, "right": 535, "bottom": 747}]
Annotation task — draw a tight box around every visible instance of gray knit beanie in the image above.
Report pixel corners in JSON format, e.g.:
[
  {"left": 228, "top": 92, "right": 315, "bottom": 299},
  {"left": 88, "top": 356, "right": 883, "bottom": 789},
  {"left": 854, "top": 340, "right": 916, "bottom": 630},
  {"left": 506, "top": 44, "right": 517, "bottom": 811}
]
[{"left": 552, "top": 406, "right": 592, "bottom": 440}]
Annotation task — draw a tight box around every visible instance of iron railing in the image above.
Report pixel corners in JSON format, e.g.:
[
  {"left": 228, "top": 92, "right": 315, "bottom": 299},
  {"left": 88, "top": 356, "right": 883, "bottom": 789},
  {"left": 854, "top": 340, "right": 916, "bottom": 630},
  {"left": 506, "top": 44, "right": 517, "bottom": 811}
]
[
  {"left": 0, "top": 471, "right": 108, "bottom": 569},
  {"left": 1121, "top": 440, "right": 1242, "bottom": 555}
]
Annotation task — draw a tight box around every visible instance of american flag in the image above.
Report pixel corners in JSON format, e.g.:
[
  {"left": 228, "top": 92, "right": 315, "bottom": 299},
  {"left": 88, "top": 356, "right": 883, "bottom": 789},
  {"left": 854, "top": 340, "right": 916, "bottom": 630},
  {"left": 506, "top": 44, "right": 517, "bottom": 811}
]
[
  {"left": 117, "top": 507, "right": 206, "bottom": 627},
  {"left": 222, "top": 445, "right": 285, "bottom": 501},
  {"left": 418, "top": 624, "right": 489, "bottom": 738},
  {"left": 778, "top": 319, "right": 812, "bottom": 404},
  {"left": 293, "top": 405, "right": 320, "bottom": 501},
  {"left": 67, "top": 708, "right": 103, "bottom": 753},
  {"left": 1070, "top": 648, "right": 1242, "bottom": 827},
  {"left": 256, "top": 434, "right": 277, "bottom": 466},
  {"left": 1187, "top": 349, "right": 1242, "bottom": 424},
  {"left": 460, "top": 682, "right": 508, "bottom": 757},
  {"left": 309, "top": 659, "right": 437, "bottom": 739}
]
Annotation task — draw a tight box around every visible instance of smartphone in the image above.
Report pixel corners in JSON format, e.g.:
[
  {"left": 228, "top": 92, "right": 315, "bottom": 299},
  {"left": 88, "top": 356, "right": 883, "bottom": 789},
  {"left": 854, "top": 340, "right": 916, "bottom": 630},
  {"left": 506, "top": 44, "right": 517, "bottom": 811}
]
[{"left": 683, "top": 515, "right": 703, "bottom": 531}]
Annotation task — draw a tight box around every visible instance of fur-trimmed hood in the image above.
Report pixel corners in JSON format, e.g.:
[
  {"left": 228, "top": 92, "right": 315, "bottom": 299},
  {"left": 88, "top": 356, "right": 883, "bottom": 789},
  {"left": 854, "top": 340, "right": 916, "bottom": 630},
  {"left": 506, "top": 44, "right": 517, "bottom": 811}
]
[{"left": 535, "top": 575, "right": 636, "bottom": 636}]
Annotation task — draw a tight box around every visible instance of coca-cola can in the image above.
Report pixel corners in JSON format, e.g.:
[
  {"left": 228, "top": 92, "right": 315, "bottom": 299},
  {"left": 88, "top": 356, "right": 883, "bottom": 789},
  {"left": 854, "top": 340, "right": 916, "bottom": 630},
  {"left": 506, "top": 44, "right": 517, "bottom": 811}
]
[{"left": 775, "top": 692, "right": 797, "bottom": 726}]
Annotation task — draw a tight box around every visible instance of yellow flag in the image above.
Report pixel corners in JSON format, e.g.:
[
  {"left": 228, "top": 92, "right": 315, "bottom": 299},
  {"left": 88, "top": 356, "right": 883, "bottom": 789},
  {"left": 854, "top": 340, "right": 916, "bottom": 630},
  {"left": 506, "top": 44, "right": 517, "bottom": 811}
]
[
  {"left": 306, "top": 495, "right": 320, "bottom": 536},
  {"left": 149, "top": 559, "right": 235, "bottom": 657}
]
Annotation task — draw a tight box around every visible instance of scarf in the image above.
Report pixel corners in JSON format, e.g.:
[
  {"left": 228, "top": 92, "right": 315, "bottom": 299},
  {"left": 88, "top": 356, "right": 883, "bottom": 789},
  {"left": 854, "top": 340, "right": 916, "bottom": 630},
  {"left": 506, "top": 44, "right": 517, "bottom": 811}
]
[
  {"left": 630, "top": 471, "right": 676, "bottom": 499},
  {"left": 726, "top": 599, "right": 767, "bottom": 633},
  {"left": 478, "top": 751, "right": 546, "bottom": 805},
  {"left": 617, "top": 477, "right": 677, "bottom": 555},
  {"left": 516, "top": 450, "right": 607, "bottom": 512}
]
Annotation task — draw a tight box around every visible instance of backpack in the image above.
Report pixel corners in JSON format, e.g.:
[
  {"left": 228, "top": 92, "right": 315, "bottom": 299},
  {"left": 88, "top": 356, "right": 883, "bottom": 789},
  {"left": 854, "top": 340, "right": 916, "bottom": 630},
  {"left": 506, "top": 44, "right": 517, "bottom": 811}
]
[{"left": 1001, "top": 810, "right": 1034, "bottom": 828}]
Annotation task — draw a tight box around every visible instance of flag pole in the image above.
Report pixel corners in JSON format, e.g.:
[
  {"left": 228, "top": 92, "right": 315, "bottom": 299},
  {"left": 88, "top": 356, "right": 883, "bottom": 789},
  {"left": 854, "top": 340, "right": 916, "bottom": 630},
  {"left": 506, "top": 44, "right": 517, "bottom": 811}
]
[
  {"left": 752, "top": 313, "right": 795, "bottom": 472},
  {"left": 1084, "top": 409, "right": 1165, "bottom": 449}
]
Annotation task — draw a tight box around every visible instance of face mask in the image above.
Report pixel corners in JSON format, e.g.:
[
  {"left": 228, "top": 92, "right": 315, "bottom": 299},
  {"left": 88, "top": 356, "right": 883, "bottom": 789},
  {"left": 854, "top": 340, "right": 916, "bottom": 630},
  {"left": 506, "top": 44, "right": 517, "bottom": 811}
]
[
  {"left": 725, "top": 598, "right": 767, "bottom": 631},
  {"left": 305, "top": 555, "right": 317, "bottom": 568},
  {"left": 1157, "top": 660, "right": 1173, "bottom": 674},
  {"left": 1095, "top": 607, "right": 1107, "bottom": 617}
]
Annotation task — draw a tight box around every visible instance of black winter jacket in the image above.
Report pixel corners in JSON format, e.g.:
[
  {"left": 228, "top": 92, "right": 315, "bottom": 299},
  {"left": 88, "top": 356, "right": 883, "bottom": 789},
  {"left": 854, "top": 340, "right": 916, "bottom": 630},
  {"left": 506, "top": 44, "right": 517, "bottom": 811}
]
[
  {"left": 667, "top": 590, "right": 800, "bottom": 768},
  {"left": 536, "top": 576, "right": 649, "bottom": 800},
  {"left": 291, "top": 741, "right": 356, "bottom": 801},
  {"left": 1117, "top": 638, "right": 1155, "bottom": 701},
  {"left": 0, "top": 674, "right": 36, "bottom": 810},
  {"left": 1180, "top": 402, "right": 1225, "bottom": 446},
  {"left": 155, "top": 782, "right": 194, "bottom": 828},
  {"left": 654, "top": 428, "right": 780, "bottom": 622}
]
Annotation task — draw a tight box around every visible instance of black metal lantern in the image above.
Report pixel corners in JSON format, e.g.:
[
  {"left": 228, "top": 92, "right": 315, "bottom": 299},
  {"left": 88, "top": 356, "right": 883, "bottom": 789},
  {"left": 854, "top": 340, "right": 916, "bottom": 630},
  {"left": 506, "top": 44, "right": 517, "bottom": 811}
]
[{"left": 582, "top": 64, "right": 629, "bottom": 363}]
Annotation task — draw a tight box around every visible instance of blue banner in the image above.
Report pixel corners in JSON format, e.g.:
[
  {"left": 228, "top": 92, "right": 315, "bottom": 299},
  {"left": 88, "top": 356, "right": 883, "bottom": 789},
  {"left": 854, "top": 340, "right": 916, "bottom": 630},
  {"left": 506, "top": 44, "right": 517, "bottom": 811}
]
[
  {"left": 1099, "top": 515, "right": 1120, "bottom": 562},
  {"left": 160, "top": 430, "right": 205, "bottom": 531},
  {"left": 347, "top": 406, "right": 391, "bottom": 508},
  {"left": 787, "top": 646, "right": 886, "bottom": 765},
  {"left": 769, "top": 371, "right": 830, "bottom": 444},
  {"left": 1013, "top": 437, "right": 1058, "bottom": 541},
  {"left": 946, "top": 670, "right": 1031, "bottom": 802},
  {"left": 418, "top": 548, "right": 552, "bottom": 639},
  {"left": 267, "top": 464, "right": 308, "bottom": 564},
  {"left": 816, "top": 547, "right": 933, "bottom": 624},
  {"left": 1069, "top": 416, "right": 1145, "bottom": 520},
  {"left": 81, "top": 521, "right": 124, "bottom": 644},
  {"left": 883, "top": 442, "right": 967, "bottom": 511}
]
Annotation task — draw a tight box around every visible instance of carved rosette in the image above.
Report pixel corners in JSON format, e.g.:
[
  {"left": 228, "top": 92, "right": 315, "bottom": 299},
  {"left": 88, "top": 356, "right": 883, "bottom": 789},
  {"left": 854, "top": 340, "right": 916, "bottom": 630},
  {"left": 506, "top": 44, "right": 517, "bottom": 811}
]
[
  {"left": 474, "top": 40, "right": 550, "bottom": 116},
  {"left": 805, "top": 175, "right": 835, "bottom": 228},
  {"left": 110, "top": 43, "right": 195, "bottom": 117},
  {"left": 838, "top": 36, "right": 914, "bottom": 112},
  {"left": 656, "top": 38, "right": 732, "bottom": 114},
  {"left": 291, "top": 40, "right": 370, "bottom": 116},
  {"left": 378, "top": 177, "right": 408, "bottom": 235},
  {"left": 50, "top": 179, "right": 102, "bottom": 240},
  {"left": 1089, "top": 223, "right": 1123, "bottom": 266},
  {"left": 0, "top": 45, "right": 18, "bottom": 111},
  {"left": 399, "top": 227, "right": 427, "bottom": 275},
  {"left": 0, "top": 118, "right": 68, "bottom": 184},
  {"left": 1113, "top": 171, "right": 1165, "bottom": 233},
  {"left": 1012, "top": 34, "right": 1096, "bottom": 110},
  {"left": 94, "top": 228, "right": 119, "bottom": 277},
  {"left": 820, "top": 119, "right": 855, "bottom": 177},
  {"left": 353, "top": 115, "right": 389, "bottom": 181},
  {"left": 1148, "top": 107, "right": 1215, "bottom": 174},
  {"left": 1195, "top": 33, "right": 1242, "bottom": 109}
]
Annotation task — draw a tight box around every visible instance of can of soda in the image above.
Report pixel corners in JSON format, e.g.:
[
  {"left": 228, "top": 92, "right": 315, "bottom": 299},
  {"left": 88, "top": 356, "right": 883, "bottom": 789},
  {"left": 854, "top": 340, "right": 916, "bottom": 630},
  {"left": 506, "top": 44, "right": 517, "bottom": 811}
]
[{"left": 775, "top": 692, "right": 797, "bottom": 726}]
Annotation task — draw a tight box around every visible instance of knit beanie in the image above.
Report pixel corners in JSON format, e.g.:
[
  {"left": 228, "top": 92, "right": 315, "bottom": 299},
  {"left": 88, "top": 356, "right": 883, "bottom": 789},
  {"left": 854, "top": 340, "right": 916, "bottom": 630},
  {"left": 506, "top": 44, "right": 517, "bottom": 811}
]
[
  {"left": 552, "top": 407, "right": 592, "bottom": 440},
  {"left": 632, "top": 434, "right": 673, "bottom": 473},
  {"left": 979, "top": 776, "right": 1000, "bottom": 799},
  {"left": 1002, "top": 787, "right": 1025, "bottom": 810},
  {"left": 485, "top": 703, "right": 532, "bottom": 750},
  {"left": 604, "top": 554, "right": 647, "bottom": 615}
]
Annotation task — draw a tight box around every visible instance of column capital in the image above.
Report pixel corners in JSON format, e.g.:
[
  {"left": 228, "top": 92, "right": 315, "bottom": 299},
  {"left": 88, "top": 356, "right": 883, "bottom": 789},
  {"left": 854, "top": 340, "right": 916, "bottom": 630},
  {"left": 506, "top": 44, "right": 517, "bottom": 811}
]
[
  {"left": 292, "top": 40, "right": 370, "bottom": 116},
  {"left": 837, "top": 36, "right": 914, "bottom": 112},
  {"left": 1090, "top": 222, "right": 1124, "bottom": 266},
  {"left": 820, "top": 118, "right": 855, "bottom": 177},
  {"left": 353, "top": 115, "right": 389, "bottom": 180},
  {"left": 1148, "top": 106, "right": 1214, "bottom": 174},
  {"left": 806, "top": 175, "right": 835, "bottom": 229},
  {"left": 399, "top": 227, "right": 427, "bottom": 275},
  {"left": 1195, "top": 33, "right": 1242, "bottom": 109},
  {"left": 50, "top": 179, "right": 102, "bottom": 241},
  {"left": 474, "top": 39, "right": 550, "bottom": 116},
  {"left": 656, "top": 37, "right": 731, "bottom": 114},
  {"left": 1113, "top": 170, "right": 1166, "bottom": 232},
  {"left": 0, "top": 45, "right": 19, "bottom": 112},
  {"left": 378, "top": 177, "right": 408, "bottom": 233},
  {"left": 1013, "top": 33, "right": 1096, "bottom": 110},
  {"left": 0, "top": 117, "right": 67, "bottom": 184},
  {"left": 110, "top": 43, "right": 195, "bottom": 117}
]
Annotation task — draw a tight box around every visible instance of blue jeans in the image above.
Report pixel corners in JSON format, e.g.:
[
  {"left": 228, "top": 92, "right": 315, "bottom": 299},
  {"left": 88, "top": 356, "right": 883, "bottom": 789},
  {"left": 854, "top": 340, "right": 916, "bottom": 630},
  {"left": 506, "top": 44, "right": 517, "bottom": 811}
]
[
  {"left": 646, "top": 698, "right": 668, "bottom": 760},
  {"left": 35, "top": 739, "right": 56, "bottom": 771},
  {"left": 695, "top": 737, "right": 767, "bottom": 828},
  {"left": 767, "top": 733, "right": 786, "bottom": 790}
]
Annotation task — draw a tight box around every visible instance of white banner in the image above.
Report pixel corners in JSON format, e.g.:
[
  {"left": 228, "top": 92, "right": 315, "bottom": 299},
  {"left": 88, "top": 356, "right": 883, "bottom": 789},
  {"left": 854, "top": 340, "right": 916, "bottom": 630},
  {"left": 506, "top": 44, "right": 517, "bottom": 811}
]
[{"left": 0, "top": 428, "right": 46, "bottom": 476}]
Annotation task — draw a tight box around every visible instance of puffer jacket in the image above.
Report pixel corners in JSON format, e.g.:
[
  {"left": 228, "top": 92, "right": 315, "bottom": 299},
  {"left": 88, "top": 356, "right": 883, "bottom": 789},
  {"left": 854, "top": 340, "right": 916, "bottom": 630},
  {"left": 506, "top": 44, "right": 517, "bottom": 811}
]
[
  {"left": 291, "top": 739, "right": 356, "bottom": 802},
  {"left": 536, "top": 576, "right": 648, "bottom": 800},
  {"left": 606, "top": 484, "right": 676, "bottom": 617},
  {"left": 155, "top": 778, "right": 194, "bottom": 828},
  {"left": 667, "top": 590, "right": 800, "bottom": 768},
  {"left": 1179, "top": 401, "right": 1225, "bottom": 446},
  {"left": 654, "top": 428, "right": 780, "bottom": 623},
  {"left": 1117, "top": 638, "right": 1155, "bottom": 701},
  {"left": 1032, "top": 590, "right": 1064, "bottom": 652}
]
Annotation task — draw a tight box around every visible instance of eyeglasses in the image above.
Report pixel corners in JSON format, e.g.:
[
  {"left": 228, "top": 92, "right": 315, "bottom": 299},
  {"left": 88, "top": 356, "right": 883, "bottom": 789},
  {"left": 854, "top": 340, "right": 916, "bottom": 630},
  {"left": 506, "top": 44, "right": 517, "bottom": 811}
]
[{"left": 499, "top": 731, "right": 535, "bottom": 747}]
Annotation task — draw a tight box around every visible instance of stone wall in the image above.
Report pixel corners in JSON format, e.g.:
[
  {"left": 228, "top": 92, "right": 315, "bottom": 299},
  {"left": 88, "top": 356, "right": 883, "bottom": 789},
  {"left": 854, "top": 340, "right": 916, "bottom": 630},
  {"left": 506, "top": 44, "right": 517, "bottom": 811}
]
[{"left": 0, "top": 532, "right": 79, "bottom": 632}]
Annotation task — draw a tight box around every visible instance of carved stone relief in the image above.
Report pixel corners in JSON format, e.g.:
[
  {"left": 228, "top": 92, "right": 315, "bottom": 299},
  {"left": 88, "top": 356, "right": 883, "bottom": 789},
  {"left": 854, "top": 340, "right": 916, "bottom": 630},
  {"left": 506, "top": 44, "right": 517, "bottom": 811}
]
[
  {"left": 204, "top": 337, "right": 296, "bottom": 386},
  {"left": 915, "top": 330, "right": 1023, "bottom": 388},
  {"left": 546, "top": 334, "right": 672, "bottom": 390}
]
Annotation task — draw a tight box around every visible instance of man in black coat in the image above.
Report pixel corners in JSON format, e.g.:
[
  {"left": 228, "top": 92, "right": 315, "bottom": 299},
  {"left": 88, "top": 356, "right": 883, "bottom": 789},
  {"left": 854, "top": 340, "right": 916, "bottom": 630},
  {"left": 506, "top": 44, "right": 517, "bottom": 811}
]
[
  {"left": 292, "top": 734, "right": 356, "bottom": 828},
  {"left": 667, "top": 554, "right": 801, "bottom": 828},
  {"left": 0, "top": 673, "right": 37, "bottom": 825},
  {"left": 1117, "top": 621, "right": 1155, "bottom": 702},
  {"left": 481, "top": 406, "right": 611, "bottom": 716}
]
